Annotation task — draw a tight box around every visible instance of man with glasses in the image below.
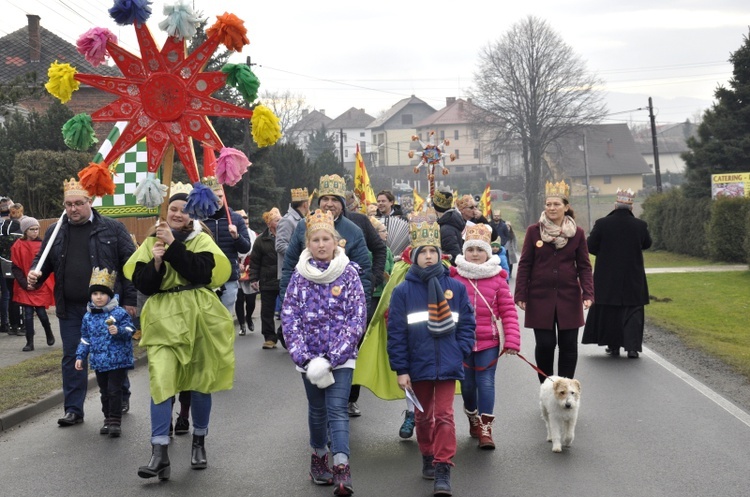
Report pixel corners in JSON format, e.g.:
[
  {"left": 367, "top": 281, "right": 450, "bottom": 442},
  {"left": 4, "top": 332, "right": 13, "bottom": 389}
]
[{"left": 27, "top": 179, "right": 137, "bottom": 427}]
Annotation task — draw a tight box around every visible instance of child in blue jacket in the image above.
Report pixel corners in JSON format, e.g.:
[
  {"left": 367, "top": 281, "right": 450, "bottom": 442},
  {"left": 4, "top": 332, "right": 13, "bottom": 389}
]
[
  {"left": 387, "top": 213, "right": 475, "bottom": 497},
  {"left": 75, "top": 267, "right": 135, "bottom": 438}
]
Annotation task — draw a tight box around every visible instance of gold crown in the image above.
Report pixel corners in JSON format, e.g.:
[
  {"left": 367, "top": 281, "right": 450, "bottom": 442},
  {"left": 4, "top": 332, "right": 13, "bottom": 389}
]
[
  {"left": 89, "top": 266, "right": 117, "bottom": 291},
  {"left": 455, "top": 194, "right": 474, "bottom": 210},
  {"left": 616, "top": 188, "right": 635, "bottom": 204},
  {"left": 306, "top": 209, "right": 335, "bottom": 234},
  {"left": 201, "top": 176, "right": 221, "bottom": 191},
  {"left": 64, "top": 178, "right": 89, "bottom": 198},
  {"left": 170, "top": 181, "right": 193, "bottom": 197},
  {"left": 432, "top": 190, "right": 453, "bottom": 210},
  {"left": 319, "top": 174, "right": 347, "bottom": 198},
  {"left": 291, "top": 187, "right": 309, "bottom": 202},
  {"left": 409, "top": 209, "right": 440, "bottom": 248},
  {"left": 465, "top": 223, "right": 491, "bottom": 244},
  {"left": 545, "top": 181, "right": 570, "bottom": 199}
]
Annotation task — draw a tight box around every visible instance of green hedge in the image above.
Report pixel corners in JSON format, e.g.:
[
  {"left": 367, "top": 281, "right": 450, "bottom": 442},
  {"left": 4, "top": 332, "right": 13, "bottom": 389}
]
[{"left": 708, "top": 197, "right": 749, "bottom": 262}]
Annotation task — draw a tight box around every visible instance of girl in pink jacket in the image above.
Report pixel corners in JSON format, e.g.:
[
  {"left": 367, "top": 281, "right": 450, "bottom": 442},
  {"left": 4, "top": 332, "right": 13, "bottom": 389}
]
[{"left": 450, "top": 223, "right": 520, "bottom": 450}]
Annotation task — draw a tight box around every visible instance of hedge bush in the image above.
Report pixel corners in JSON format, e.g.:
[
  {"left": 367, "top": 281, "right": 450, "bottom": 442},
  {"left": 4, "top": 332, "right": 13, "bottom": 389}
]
[
  {"left": 708, "top": 197, "right": 749, "bottom": 262},
  {"left": 641, "top": 189, "right": 710, "bottom": 258}
]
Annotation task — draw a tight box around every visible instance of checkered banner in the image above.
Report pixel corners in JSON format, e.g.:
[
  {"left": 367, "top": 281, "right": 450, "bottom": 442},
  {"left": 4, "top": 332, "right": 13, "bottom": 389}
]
[{"left": 92, "top": 122, "right": 160, "bottom": 218}]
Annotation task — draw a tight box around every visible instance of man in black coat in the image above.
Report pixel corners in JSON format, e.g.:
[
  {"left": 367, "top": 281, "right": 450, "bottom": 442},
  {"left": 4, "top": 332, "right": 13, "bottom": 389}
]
[{"left": 582, "top": 189, "right": 652, "bottom": 358}]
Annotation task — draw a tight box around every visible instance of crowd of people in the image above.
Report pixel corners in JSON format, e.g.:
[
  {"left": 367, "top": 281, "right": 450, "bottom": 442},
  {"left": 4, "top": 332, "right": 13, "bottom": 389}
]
[{"left": 2, "top": 173, "right": 651, "bottom": 497}]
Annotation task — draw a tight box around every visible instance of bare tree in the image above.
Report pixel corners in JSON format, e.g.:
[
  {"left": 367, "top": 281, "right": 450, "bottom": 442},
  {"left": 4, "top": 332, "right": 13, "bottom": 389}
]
[
  {"left": 470, "top": 16, "right": 606, "bottom": 224},
  {"left": 259, "top": 90, "right": 310, "bottom": 141}
]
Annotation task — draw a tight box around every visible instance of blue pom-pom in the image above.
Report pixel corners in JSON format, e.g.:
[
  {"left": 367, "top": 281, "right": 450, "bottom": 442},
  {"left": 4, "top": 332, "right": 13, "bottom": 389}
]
[
  {"left": 185, "top": 183, "right": 220, "bottom": 219},
  {"left": 109, "top": 0, "right": 153, "bottom": 26}
]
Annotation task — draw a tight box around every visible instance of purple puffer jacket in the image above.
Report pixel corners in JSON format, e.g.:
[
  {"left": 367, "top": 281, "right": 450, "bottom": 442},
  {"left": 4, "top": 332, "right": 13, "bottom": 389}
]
[
  {"left": 451, "top": 268, "right": 521, "bottom": 352},
  {"left": 281, "top": 259, "right": 366, "bottom": 369}
]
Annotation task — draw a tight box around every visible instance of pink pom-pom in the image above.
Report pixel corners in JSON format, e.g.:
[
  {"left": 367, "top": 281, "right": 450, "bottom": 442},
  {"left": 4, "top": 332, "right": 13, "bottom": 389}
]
[
  {"left": 76, "top": 28, "right": 117, "bottom": 67},
  {"left": 216, "top": 147, "right": 251, "bottom": 186}
]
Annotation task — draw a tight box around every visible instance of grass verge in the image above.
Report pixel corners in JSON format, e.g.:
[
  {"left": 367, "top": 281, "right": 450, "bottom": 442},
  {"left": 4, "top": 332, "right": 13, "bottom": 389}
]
[
  {"left": 644, "top": 250, "right": 734, "bottom": 268},
  {"left": 647, "top": 271, "right": 750, "bottom": 378}
]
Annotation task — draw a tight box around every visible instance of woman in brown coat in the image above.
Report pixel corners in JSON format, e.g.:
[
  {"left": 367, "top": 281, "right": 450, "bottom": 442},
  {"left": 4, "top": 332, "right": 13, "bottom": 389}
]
[{"left": 514, "top": 182, "right": 594, "bottom": 382}]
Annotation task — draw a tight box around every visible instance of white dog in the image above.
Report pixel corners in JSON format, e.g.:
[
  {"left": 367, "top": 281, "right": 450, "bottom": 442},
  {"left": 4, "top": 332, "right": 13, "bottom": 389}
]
[{"left": 539, "top": 376, "right": 581, "bottom": 452}]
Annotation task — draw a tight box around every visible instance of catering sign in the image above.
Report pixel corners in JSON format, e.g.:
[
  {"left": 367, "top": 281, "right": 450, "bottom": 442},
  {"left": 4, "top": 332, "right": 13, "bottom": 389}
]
[{"left": 711, "top": 172, "right": 750, "bottom": 199}]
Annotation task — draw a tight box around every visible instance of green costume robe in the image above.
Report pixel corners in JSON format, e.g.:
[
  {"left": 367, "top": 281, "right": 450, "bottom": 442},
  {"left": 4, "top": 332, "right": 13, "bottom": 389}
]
[{"left": 124, "top": 230, "right": 235, "bottom": 404}]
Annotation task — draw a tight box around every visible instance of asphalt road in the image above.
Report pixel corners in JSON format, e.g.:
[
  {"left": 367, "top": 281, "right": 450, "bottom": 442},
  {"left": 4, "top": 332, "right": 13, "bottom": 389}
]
[{"left": 1, "top": 313, "right": 749, "bottom": 497}]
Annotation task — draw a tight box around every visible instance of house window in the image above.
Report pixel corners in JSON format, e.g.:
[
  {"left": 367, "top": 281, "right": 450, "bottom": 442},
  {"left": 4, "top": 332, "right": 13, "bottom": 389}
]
[
  {"left": 455, "top": 149, "right": 460, "bottom": 159},
  {"left": 345, "top": 150, "right": 349, "bottom": 158},
  {"left": 603, "top": 176, "right": 612, "bottom": 184},
  {"left": 473, "top": 148, "right": 479, "bottom": 159},
  {"left": 439, "top": 130, "right": 445, "bottom": 140},
  {"left": 472, "top": 129, "right": 479, "bottom": 139},
  {"left": 454, "top": 130, "right": 459, "bottom": 140},
  {"left": 360, "top": 132, "right": 365, "bottom": 137},
  {"left": 402, "top": 114, "right": 413, "bottom": 125},
  {"left": 455, "top": 166, "right": 464, "bottom": 172}
]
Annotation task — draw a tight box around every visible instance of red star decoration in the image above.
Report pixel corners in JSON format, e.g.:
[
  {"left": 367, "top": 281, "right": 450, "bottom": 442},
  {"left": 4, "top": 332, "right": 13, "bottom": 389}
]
[{"left": 75, "top": 22, "right": 252, "bottom": 183}]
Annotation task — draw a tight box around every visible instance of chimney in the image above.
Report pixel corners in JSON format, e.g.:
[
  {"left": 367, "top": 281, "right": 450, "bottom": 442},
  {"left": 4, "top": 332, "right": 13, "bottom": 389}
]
[
  {"left": 320, "top": 109, "right": 325, "bottom": 116},
  {"left": 301, "top": 109, "right": 309, "bottom": 117},
  {"left": 446, "top": 97, "right": 456, "bottom": 106},
  {"left": 606, "top": 138, "right": 613, "bottom": 157},
  {"left": 27, "top": 14, "right": 41, "bottom": 63}
]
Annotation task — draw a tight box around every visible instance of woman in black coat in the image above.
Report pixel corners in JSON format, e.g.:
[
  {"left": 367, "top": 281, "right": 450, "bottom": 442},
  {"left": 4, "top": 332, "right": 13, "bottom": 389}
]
[{"left": 248, "top": 208, "right": 281, "bottom": 349}]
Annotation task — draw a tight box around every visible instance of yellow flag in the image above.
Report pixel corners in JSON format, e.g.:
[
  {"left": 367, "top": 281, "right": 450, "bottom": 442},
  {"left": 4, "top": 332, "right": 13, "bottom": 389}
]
[
  {"left": 452, "top": 190, "right": 459, "bottom": 208},
  {"left": 479, "top": 183, "right": 492, "bottom": 218},
  {"left": 353, "top": 144, "right": 377, "bottom": 212},
  {"left": 413, "top": 189, "right": 424, "bottom": 213}
]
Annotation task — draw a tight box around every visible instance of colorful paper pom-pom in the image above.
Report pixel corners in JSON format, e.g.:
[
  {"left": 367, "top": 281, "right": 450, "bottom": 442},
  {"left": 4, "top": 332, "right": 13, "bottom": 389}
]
[
  {"left": 109, "top": 0, "right": 153, "bottom": 26},
  {"left": 45, "top": 61, "right": 79, "bottom": 103},
  {"left": 221, "top": 63, "right": 260, "bottom": 103},
  {"left": 206, "top": 13, "right": 250, "bottom": 52},
  {"left": 76, "top": 27, "right": 117, "bottom": 67},
  {"left": 251, "top": 105, "right": 282, "bottom": 148},
  {"left": 134, "top": 173, "right": 167, "bottom": 209},
  {"left": 62, "top": 114, "right": 98, "bottom": 151},
  {"left": 158, "top": 0, "right": 203, "bottom": 41},
  {"left": 216, "top": 148, "right": 252, "bottom": 187},
  {"left": 185, "top": 182, "right": 220, "bottom": 219},
  {"left": 78, "top": 162, "right": 115, "bottom": 197}
]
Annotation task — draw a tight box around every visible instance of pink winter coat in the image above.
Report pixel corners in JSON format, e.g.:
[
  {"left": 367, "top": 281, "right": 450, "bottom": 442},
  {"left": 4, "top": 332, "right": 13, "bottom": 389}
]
[{"left": 451, "top": 264, "right": 521, "bottom": 353}]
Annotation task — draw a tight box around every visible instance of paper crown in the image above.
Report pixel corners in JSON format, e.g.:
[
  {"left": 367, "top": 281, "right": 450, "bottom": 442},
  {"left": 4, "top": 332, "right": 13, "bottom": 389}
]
[
  {"left": 465, "top": 223, "right": 491, "bottom": 245},
  {"left": 616, "top": 188, "right": 635, "bottom": 204},
  {"left": 319, "top": 174, "right": 346, "bottom": 199},
  {"left": 201, "top": 176, "right": 221, "bottom": 191},
  {"left": 64, "top": 178, "right": 89, "bottom": 198},
  {"left": 545, "top": 181, "right": 570, "bottom": 199},
  {"left": 89, "top": 266, "right": 117, "bottom": 295},
  {"left": 433, "top": 190, "right": 453, "bottom": 211},
  {"left": 306, "top": 209, "right": 335, "bottom": 234},
  {"left": 170, "top": 182, "right": 194, "bottom": 198},
  {"left": 291, "top": 187, "right": 309, "bottom": 202},
  {"left": 409, "top": 209, "right": 440, "bottom": 248},
  {"left": 455, "top": 194, "right": 474, "bottom": 210}
]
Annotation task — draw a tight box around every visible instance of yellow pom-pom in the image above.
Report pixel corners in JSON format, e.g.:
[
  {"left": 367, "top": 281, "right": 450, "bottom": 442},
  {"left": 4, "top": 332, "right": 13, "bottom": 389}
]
[
  {"left": 45, "top": 61, "right": 79, "bottom": 103},
  {"left": 250, "top": 105, "right": 282, "bottom": 148}
]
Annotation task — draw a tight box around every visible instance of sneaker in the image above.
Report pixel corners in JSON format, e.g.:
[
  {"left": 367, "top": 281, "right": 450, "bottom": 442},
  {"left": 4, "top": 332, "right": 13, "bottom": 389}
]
[
  {"left": 174, "top": 415, "right": 190, "bottom": 435},
  {"left": 332, "top": 464, "right": 353, "bottom": 496},
  {"left": 347, "top": 402, "right": 361, "bottom": 417},
  {"left": 100, "top": 422, "right": 110, "bottom": 435},
  {"left": 399, "top": 410, "right": 415, "bottom": 439},
  {"left": 433, "top": 463, "right": 452, "bottom": 496},
  {"left": 121, "top": 399, "right": 130, "bottom": 414},
  {"left": 262, "top": 340, "right": 277, "bottom": 349},
  {"left": 421, "top": 455, "right": 435, "bottom": 480},
  {"left": 309, "top": 453, "right": 333, "bottom": 486},
  {"left": 238, "top": 324, "right": 247, "bottom": 336},
  {"left": 248, "top": 320, "right": 254, "bottom": 332}
]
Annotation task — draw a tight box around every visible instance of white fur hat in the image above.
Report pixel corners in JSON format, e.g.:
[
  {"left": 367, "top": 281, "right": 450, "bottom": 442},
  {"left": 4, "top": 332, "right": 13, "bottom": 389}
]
[{"left": 462, "top": 223, "right": 493, "bottom": 257}]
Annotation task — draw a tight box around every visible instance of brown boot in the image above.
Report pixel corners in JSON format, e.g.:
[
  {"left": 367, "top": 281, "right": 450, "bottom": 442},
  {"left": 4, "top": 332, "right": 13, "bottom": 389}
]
[
  {"left": 478, "top": 413, "right": 496, "bottom": 450},
  {"left": 464, "top": 407, "right": 480, "bottom": 438}
]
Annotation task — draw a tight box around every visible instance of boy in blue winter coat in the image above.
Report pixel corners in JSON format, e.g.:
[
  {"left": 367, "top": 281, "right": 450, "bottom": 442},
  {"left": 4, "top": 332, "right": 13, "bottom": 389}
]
[
  {"left": 387, "top": 212, "right": 475, "bottom": 497},
  {"left": 75, "top": 267, "right": 135, "bottom": 438}
]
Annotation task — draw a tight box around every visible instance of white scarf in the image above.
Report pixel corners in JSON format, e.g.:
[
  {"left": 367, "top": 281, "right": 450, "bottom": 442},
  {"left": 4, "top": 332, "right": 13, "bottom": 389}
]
[
  {"left": 539, "top": 213, "right": 577, "bottom": 249},
  {"left": 454, "top": 254, "right": 503, "bottom": 280},
  {"left": 296, "top": 247, "right": 350, "bottom": 284}
]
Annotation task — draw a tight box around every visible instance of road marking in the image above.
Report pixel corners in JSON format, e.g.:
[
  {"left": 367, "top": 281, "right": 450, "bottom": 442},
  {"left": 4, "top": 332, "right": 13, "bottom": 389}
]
[{"left": 643, "top": 345, "right": 750, "bottom": 428}]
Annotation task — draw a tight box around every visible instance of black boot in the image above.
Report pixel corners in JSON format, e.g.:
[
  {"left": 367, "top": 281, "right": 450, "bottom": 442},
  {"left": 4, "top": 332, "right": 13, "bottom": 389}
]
[
  {"left": 191, "top": 435, "right": 207, "bottom": 469},
  {"left": 22, "top": 333, "right": 34, "bottom": 352},
  {"left": 42, "top": 320, "right": 55, "bottom": 346},
  {"left": 1, "top": 322, "right": 9, "bottom": 334},
  {"left": 138, "top": 444, "right": 171, "bottom": 480}
]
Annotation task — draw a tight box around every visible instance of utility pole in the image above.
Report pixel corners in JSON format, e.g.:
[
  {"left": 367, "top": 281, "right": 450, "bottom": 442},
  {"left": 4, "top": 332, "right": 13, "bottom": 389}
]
[
  {"left": 339, "top": 128, "right": 345, "bottom": 169},
  {"left": 582, "top": 132, "right": 592, "bottom": 232},
  {"left": 242, "top": 55, "right": 254, "bottom": 210},
  {"left": 648, "top": 97, "right": 663, "bottom": 193}
]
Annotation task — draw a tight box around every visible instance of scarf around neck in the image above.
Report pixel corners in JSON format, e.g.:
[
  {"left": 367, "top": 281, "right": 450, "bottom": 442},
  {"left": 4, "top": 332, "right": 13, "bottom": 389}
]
[
  {"left": 408, "top": 262, "right": 455, "bottom": 337},
  {"left": 454, "top": 254, "right": 503, "bottom": 280},
  {"left": 538, "top": 213, "right": 577, "bottom": 249},
  {"left": 296, "top": 247, "right": 350, "bottom": 284}
]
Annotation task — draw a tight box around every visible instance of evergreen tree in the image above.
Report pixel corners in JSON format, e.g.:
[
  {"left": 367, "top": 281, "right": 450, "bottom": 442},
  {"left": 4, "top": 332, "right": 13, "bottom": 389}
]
[
  {"left": 682, "top": 30, "right": 750, "bottom": 198},
  {"left": 306, "top": 125, "right": 337, "bottom": 163},
  {"left": 244, "top": 160, "right": 283, "bottom": 230}
]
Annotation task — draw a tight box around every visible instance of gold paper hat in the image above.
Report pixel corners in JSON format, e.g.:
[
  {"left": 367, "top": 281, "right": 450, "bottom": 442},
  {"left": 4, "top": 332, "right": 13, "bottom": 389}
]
[
  {"left": 318, "top": 174, "right": 347, "bottom": 199},
  {"left": 432, "top": 190, "right": 453, "bottom": 212},
  {"left": 463, "top": 223, "right": 493, "bottom": 256},
  {"left": 169, "top": 181, "right": 194, "bottom": 198},
  {"left": 306, "top": 209, "right": 336, "bottom": 235},
  {"left": 455, "top": 194, "right": 475, "bottom": 210},
  {"left": 63, "top": 178, "right": 90, "bottom": 199},
  {"left": 201, "top": 176, "right": 221, "bottom": 191},
  {"left": 616, "top": 188, "right": 635, "bottom": 204},
  {"left": 545, "top": 181, "right": 570, "bottom": 200},
  {"left": 89, "top": 266, "right": 117, "bottom": 297},
  {"left": 409, "top": 209, "right": 440, "bottom": 249},
  {"left": 291, "top": 187, "right": 309, "bottom": 202}
]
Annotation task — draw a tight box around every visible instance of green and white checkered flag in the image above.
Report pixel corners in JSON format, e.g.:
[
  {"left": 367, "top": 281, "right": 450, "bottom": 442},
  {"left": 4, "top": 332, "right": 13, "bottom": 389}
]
[{"left": 92, "top": 122, "right": 160, "bottom": 218}]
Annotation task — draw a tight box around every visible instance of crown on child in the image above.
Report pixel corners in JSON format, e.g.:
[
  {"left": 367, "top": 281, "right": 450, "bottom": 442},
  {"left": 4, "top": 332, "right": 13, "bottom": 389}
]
[
  {"left": 545, "top": 181, "right": 570, "bottom": 199},
  {"left": 306, "top": 209, "right": 335, "bottom": 234},
  {"left": 465, "top": 224, "right": 491, "bottom": 244},
  {"left": 291, "top": 187, "right": 309, "bottom": 202},
  {"left": 170, "top": 181, "right": 193, "bottom": 197},
  {"left": 89, "top": 267, "right": 117, "bottom": 291},
  {"left": 64, "top": 178, "right": 89, "bottom": 198},
  {"left": 409, "top": 209, "right": 440, "bottom": 248},
  {"left": 201, "top": 176, "right": 221, "bottom": 191},
  {"left": 616, "top": 188, "right": 635, "bottom": 204},
  {"left": 318, "top": 175, "right": 346, "bottom": 198}
]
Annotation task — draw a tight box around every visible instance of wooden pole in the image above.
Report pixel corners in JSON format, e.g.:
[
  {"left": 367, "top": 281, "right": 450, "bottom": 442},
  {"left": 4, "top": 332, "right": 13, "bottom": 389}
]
[{"left": 158, "top": 145, "right": 175, "bottom": 222}]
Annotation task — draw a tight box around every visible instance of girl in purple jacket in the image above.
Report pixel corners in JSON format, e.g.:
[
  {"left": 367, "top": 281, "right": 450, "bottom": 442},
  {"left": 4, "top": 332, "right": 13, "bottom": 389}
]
[
  {"left": 451, "top": 224, "right": 521, "bottom": 450},
  {"left": 281, "top": 209, "right": 366, "bottom": 497}
]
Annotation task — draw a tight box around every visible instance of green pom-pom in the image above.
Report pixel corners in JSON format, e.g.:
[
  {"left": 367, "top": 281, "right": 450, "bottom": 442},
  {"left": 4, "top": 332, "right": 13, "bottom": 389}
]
[
  {"left": 222, "top": 63, "right": 260, "bottom": 103},
  {"left": 62, "top": 114, "right": 98, "bottom": 151}
]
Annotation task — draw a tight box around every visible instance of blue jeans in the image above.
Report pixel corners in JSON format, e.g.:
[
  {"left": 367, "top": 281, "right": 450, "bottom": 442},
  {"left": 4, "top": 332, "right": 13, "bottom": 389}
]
[
  {"left": 58, "top": 305, "right": 88, "bottom": 417},
  {"left": 302, "top": 368, "right": 353, "bottom": 457},
  {"left": 460, "top": 346, "right": 500, "bottom": 415},
  {"left": 151, "top": 392, "right": 212, "bottom": 445},
  {"left": 220, "top": 280, "right": 239, "bottom": 311}
]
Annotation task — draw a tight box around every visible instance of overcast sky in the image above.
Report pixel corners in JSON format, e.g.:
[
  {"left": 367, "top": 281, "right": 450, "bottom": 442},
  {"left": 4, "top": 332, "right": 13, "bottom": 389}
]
[{"left": 5, "top": 0, "right": 750, "bottom": 127}]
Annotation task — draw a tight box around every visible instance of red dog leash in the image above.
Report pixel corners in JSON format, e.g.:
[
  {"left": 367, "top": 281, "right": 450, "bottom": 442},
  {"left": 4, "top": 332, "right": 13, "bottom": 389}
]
[{"left": 463, "top": 351, "right": 549, "bottom": 380}]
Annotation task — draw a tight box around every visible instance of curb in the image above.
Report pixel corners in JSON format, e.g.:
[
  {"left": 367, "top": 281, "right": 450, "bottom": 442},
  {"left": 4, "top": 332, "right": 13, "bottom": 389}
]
[{"left": 0, "top": 353, "right": 148, "bottom": 433}]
